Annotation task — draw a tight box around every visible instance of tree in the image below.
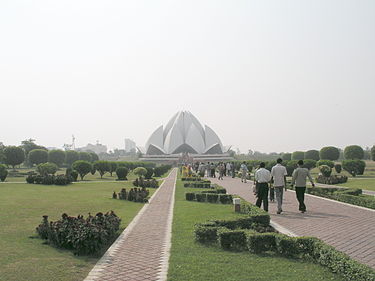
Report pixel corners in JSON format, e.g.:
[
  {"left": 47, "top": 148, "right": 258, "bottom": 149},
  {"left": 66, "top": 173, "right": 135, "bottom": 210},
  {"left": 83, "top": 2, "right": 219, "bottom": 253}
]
[
  {"left": 116, "top": 167, "right": 129, "bottom": 180},
  {"left": 28, "top": 149, "right": 48, "bottom": 165},
  {"left": 4, "top": 146, "right": 25, "bottom": 169},
  {"left": 281, "top": 153, "right": 292, "bottom": 161},
  {"left": 344, "top": 145, "right": 364, "bottom": 160},
  {"left": 303, "top": 159, "right": 317, "bottom": 170},
  {"left": 65, "top": 150, "right": 79, "bottom": 166},
  {"left": 37, "top": 162, "right": 58, "bottom": 175},
  {"left": 304, "top": 150, "right": 320, "bottom": 161},
  {"left": 21, "top": 139, "right": 46, "bottom": 156},
  {"left": 48, "top": 150, "right": 66, "bottom": 167},
  {"left": 342, "top": 160, "right": 366, "bottom": 177},
  {"left": 319, "top": 146, "right": 340, "bottom": 161},
  {"left": 0, "top": 164, "right": 8, "bottom": 182},
  {"left": 292, "top": 151, "right": 305, "bottom": 160},
  {"left": 72, "top": 160, "right": 92, "bottom": 180},
  {"left": 372, "top": 145, "right": 375, "bottom": 161},
  {"left": 109, "top": 162, "right": 118, "bottom": 176},
  {"left": 133, "top": 167, "right": 147, "bottom": 178},
  {"left": 79, "top": 152, "right": 92, "bottom": 162},
  {"left": 0, "top": 142, "right": 5, "bottom": 163},
  {"left": 93, "top": 161, "right": 110, "bottom": 178},
  {"left": 89, "top": 152, "right": 99, "bottom": 162}
]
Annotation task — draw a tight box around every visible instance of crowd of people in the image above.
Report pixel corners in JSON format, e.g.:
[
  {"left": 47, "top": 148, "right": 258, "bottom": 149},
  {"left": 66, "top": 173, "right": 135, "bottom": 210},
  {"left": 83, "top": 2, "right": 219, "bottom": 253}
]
[{"left": 186, "top": 159, "right": 315, "bottom": 215}]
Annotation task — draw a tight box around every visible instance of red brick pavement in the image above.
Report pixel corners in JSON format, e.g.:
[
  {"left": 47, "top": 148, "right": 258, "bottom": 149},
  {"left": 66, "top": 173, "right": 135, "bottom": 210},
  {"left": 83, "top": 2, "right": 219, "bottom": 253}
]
[
  {"left": 84, "top": 169, "right": 177, "bottom": 281},
  {"left": 210, "top": 176, "right": 375, "bottom": 269}
]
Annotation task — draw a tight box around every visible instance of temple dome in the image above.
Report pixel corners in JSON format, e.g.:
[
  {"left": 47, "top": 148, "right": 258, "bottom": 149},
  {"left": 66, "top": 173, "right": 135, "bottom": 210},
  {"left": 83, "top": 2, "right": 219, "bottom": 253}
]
[{"left": 145, "top": 111, "right": 224, "bottom": 155}]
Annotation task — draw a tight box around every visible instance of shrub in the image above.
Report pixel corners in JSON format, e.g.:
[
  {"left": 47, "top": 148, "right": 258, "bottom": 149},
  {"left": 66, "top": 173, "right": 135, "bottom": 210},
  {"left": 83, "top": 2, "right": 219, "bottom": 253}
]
[
  {"left": 66, "top": 168, "right": 79, "bottom": 182},
  {"left": 218, "top": 229, "right": 249, "bottom": 251},
  {"left": 153, "top": 165, "right": 171, "bottom": 177},
  {"left": 319, "top": 146, "right": 340, "bottom": 161},
  {"left": 303, "top": 159, "right": 317, "bottom": 170},
  {"left": 48, "top": 150, "right": 66, "bottom": 167},
  {"left": 319, "top": 165, "right": 332, "bottom": 177},
  {"left": 316, "top": 160, "right": 335, "bottom": 168},
  {"left": 195, "top": 193, "right": 207, "bottom": 202},
  {"left": 344, "top": 145, "right": 364, "bottom": 160},
  {"left": 247, "top": 233, "right": 277, "bottom": 253},
  {"left": 72, "top": 160, "right": 92, "bottom": 180},
  {"left": 37, "top": 162, "right": 58, "bottom": 176},
  {"left": 144, "top": 167, "right": 154, "bottom": 179},
  {"left": 116, "top": 167, "right": 129, "bottom": 180},
  {"left": 133, "top": 167, "right": 147, "bottom": 178},
  {"left": 316, "top": 175, "right": 348, "bottom": 185},
  {"left": 0, "top": 164, "right": 8, "bottom": 182},
  {"left": 42, "top": 174, "right": 55, "bottom": 185},
  {"left": 275, "top": 235, "right": 302, "bottom": 257},
  {"left": 304, "top": 150, "right": 320, "bottom": 161},
  {"left": 28, "top": 149, "right": 48, "bottom": 165},
  {"left": 284, "top": 160, "right": 298, "bottom": 176},
  {"left": 194, "top": 223, "right": 222, "bottom": 243},
  {"left": 334, "top": 164, "right": 342, "bottom": 173},
  {"left": 332, "top": 193, "right": 375, "bottom": 210},
  {"left": 115, "top": 187, "right": 149, "bottom": 203},
  {"left": 206, "top": 193, "right": 219, "bottom": 203},
  {"left": 54, "top": 175, "right": 72, "bottom": 185},
  {"left": 185, "top": 193, "right": 196, "bottom": 201},
  {"left": 292, "top": 151, "right": 305, "bottom": 160},
  {"left": 26, "top": 173, "right": 35, "bottom": 183},
  {"left": 218, "top": 194, "right": 233, "bottom": 204},
  {"left": 342, "top": 160, "right": 366, "bottom": 177},
  {"left": 36, "top": 212, "right": 121, "bottom": 255},
  {"left": 337, "top": 188, "right": 362, "bottom": 196},
  {"left": 216, "top": 188, "right": 227, "bottom": 194}
]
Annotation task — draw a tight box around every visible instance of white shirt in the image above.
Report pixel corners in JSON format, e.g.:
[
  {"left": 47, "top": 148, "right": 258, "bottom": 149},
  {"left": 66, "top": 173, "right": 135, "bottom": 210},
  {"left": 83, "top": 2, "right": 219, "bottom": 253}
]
[
  {"left": 240, "top": 164, "right": 248, "bottom": 172},
  {"left": 271, "top": 164, "right": 288, "bottom": 187},
  {"left": 226, "top": 163, "right": 231, "bottom": 170},
  {"left": 255, "top": 168, "right": 271, "bottom": 183}
]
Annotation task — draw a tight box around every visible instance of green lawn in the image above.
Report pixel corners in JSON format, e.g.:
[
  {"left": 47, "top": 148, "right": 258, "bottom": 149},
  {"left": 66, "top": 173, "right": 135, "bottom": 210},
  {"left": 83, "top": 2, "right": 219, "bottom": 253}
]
[
  {"left": 167, "top": 180, "right": 344, "bottom": 281},
  {"left": 0, "top": 181, "right": 155, "bottom": 281},
  {"left": 336, "top": 178, "right": 375, "bottom": 192}
]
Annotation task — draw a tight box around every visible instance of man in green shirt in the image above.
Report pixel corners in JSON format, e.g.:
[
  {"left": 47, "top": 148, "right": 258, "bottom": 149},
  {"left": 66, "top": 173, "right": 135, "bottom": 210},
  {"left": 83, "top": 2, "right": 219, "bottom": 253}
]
[{"left": 291, "top": 160, "right": 315, "bottom": 213}]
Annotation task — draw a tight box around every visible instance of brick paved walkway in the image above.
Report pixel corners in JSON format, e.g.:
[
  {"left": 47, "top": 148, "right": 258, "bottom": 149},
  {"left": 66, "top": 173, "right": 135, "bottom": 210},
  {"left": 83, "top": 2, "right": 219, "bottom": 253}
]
[
  {"left": 210, "top": 176, "right": 375, "bottom": 269},
  {"left": 84, "top": 169, "right": 177, "bottom": 281}
]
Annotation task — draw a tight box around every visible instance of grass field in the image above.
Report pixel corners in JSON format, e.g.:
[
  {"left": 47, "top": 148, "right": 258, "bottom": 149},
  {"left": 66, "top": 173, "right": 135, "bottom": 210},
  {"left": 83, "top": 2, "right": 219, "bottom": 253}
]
[
  {"left": 0, "top": 181, "right": 155, "bottom": 281},
  {"left": 167, "top": 179, "right": 344, "bottom": 281}
]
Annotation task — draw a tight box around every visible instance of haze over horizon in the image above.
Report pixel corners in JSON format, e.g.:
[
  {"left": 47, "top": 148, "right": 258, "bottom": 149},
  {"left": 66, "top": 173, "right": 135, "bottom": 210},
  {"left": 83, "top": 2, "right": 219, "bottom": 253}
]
[{"left": 1, "top": 1, "right": 374, "bottom": 153}]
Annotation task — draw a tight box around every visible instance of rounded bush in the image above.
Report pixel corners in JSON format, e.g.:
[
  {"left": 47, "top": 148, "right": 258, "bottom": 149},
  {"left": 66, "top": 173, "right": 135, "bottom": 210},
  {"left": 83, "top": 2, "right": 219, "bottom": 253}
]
[
  {"left": 344, "top": 145, "right": 364, "bottom": 160},
  {"left": 342, "top": 160, "right": 366, "bottom": 177},
  {"left": 316, "top": 160, "right": 335, "bottom": 168},
  {"left": 116, "top": 167, "right": 129, "bottom": 180},
  {"left": 319, "top": 146, "right": 340, "bottom": 161},
  {"left": 292, "top": 151, "right": 305, "bottom": 160},
  {"left": 319, "top": 165, "right": 332, "bottom": 177},
  {"left": 133, "top": 167, "right": 147, "bottom": 178},
  {"left": 37, "top": 162, "right": 58, "bottom": 175},
  {"left": 334, "top": 164, "right": 342, "bottom": 174},
  {"left": 0, "top": 164, "right": 8, "bottom": 182},
  {"left": 304, "top": 150, "right": 320, "bottom": 161}
]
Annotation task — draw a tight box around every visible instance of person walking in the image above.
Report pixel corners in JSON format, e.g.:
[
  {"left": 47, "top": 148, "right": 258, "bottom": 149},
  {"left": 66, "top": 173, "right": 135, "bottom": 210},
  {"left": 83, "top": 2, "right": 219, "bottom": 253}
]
[
  {"left": 210, "top": 162, "right": 216, "bottom": 178},
  {"left": 218, "top": 162, "right": 225, "bottom": 180},
  {"left": 291, "top": 160, "right": 315, "bottom": 213},
  {"left": 271, "top": 158, "right": 288, "bottom": 214},
  {"left": 226, "top": 162, "right": 232, "bottom": 177},
  {"left": 255, "top": 162, "right": 271, "bottom": 212},
  {"left": 231, "top": 162, "right": 236, "bottom": 178},
  {"left": 240, "top": 162, "right": 248, "bottom": 183}
]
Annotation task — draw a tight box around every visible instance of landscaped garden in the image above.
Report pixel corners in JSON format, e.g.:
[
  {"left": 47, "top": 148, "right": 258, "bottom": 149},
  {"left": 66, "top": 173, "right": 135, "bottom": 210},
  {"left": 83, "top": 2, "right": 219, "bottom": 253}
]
[{"left": 167, "top": 177, "right": 375, "bottom": 281}]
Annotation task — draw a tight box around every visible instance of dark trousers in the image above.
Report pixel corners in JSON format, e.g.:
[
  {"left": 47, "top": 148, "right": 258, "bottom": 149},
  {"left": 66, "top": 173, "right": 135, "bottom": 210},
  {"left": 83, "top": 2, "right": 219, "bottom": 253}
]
[
  {"left": 295, "top": 186, "right": 306, "bottom": 211},
  {"left": 255, "top": 183, "right": 269, "bottom": 212}
]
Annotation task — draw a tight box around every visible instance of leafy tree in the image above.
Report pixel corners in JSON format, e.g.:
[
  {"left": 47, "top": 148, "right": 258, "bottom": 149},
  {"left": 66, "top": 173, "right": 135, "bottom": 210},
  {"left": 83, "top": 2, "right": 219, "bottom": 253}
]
[
  {"left": 342, "top": 160, "right": 366, "bottom": 177},
  {"left": 304, "top": 150, "right": 320, "bottom": 161},
  {"left": 116, "top": 167, "right": 129, "bottom": 180},
  {"left": 281, "top": 153, "right": 292, "bottom": 161},
  {"left": 21, "top": 139, "right": 46, "bottom": 156},
  {"left": 109, "top": 162, "right": 118, "bottom": 176},
  {"left": 319, "top": 146, "right": 340, "bottom": 161},
  {"left": 93, "top": 161, "right": 110, "bottom": 178},
  {"left": 133, "top": 167, "right": 147, "bottom": 178},
  {"left": 65, "top": 150, "right": 79, "bottom": 166},
  {"left": 372, "top": 145, "right": 375, "bottom": 161},
  {"left": 291, "top": 151, "right": 305, "bottom": 160},
  {"left": 48, "top": 150, "right": 66, "bottom": 167},
  {"left": 28, "top": 149, "right": 48, "bottom": 165},
  {"left": 89, "top": 152, "right": 99, "bottom": 162},
  {"left": 303, "top": 159, "right": 317, "bottom": 170},
  {"left": 344, "top": 145, "right": 364, "bottom": 160},
  {"left": 0, "top": 142, "right": 5, "bottom": 163},
  {"left": 37, "top": 162, "right": 58, "bottom": 175},
  {"left": 0, "top": 164, "right": 8, "bottom": 182},
  {"left": 72, "top": 160, "right": 92, "bottom": 180},
  {"left": 4, "top": 146, "right": 25, "bottom": 169},
  {"left": 79, "top": 152, "right": 92, "bottom": 162},
  {"left": 283, "top": 160, "right": 298, "bottom": 176}
]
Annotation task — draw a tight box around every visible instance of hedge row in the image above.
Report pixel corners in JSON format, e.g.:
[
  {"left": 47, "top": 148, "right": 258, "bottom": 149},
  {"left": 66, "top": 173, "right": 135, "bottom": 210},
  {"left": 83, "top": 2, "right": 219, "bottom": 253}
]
[
  {"left": 113, "top": 187, "right": 149, "bottom": 203},
  {"left": 26, "top": 174, "right": 73, "bottom": 185},
  {"left": 185, "top": 193, "right": 233, "bottom": 204},
  {"left": 184, "top": 182, "right": 212, "bottom": 188}
]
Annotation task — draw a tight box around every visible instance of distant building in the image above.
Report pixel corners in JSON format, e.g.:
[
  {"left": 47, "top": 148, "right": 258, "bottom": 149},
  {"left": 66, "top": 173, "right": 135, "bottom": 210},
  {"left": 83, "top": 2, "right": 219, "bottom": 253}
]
[
  {"left": 125, "top": 138, "right": 136, "bottom": 153},
  {"left": 76, "top": 142, "right": 107, "bottom": 154}
]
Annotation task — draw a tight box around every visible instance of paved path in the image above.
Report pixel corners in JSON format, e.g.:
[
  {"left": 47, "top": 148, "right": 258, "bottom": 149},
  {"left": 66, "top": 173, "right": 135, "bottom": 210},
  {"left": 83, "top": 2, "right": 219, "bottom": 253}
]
[
  {"left": 210, "top": 176, "right": 375, "bottom": 269},
  {"left": 84, "top": 169, "right": 177, "bottom": 281}
]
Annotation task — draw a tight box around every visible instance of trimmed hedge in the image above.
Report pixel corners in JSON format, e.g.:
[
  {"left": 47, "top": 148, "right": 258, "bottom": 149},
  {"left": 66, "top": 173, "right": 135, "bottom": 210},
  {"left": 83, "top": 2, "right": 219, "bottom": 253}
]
[
  {"left": 184, "top": 182, "right": 212, "bottom": 188},
  {"left": 316, "top": 175, "right": 348, "bottom": 184},
  {"left": 207, "top": 193, "right": 219, "bottom": 203},
  {"left": 185, "top": 192, "right": 196, "bottom": 201},
  {"left": 195, "top": 193, "right": 207, "bottom": 202},
  {"left": 332, "top": 193, "right": 375, "bottom": 210},
  {"left": 185, "top": 189, "right": 232, "bottom": 204}
]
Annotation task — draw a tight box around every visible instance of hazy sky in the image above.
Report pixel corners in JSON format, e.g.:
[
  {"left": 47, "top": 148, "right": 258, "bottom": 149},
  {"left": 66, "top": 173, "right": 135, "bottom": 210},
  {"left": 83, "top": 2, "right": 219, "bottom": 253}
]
[{"left": 1, "top": 0, "right": 374, "bottom": 153}]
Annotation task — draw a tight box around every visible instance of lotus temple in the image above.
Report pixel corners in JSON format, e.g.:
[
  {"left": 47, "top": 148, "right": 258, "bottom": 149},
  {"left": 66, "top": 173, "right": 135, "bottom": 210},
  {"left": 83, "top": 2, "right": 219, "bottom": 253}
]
[{"left": 139, "top": 111, "right": 232, "bottom": 163}]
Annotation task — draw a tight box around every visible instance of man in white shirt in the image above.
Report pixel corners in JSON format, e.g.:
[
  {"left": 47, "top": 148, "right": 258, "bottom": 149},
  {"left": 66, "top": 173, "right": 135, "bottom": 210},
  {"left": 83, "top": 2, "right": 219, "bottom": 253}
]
[
  {"left": 254, "top": 162, "right": 271, "bottom": 212},
  {"left": 271, "top": 158, "right": 288, "bottom": 214}
]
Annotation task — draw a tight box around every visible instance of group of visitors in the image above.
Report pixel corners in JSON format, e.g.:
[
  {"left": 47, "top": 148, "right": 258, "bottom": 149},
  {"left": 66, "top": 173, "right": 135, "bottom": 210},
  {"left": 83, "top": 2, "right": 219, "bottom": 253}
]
[
  {"left": 254, "top": 159, "right": 315, "bottom": 214},
  {"left": 194, "top": 162, "right": 236, "bottom": 179}
]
